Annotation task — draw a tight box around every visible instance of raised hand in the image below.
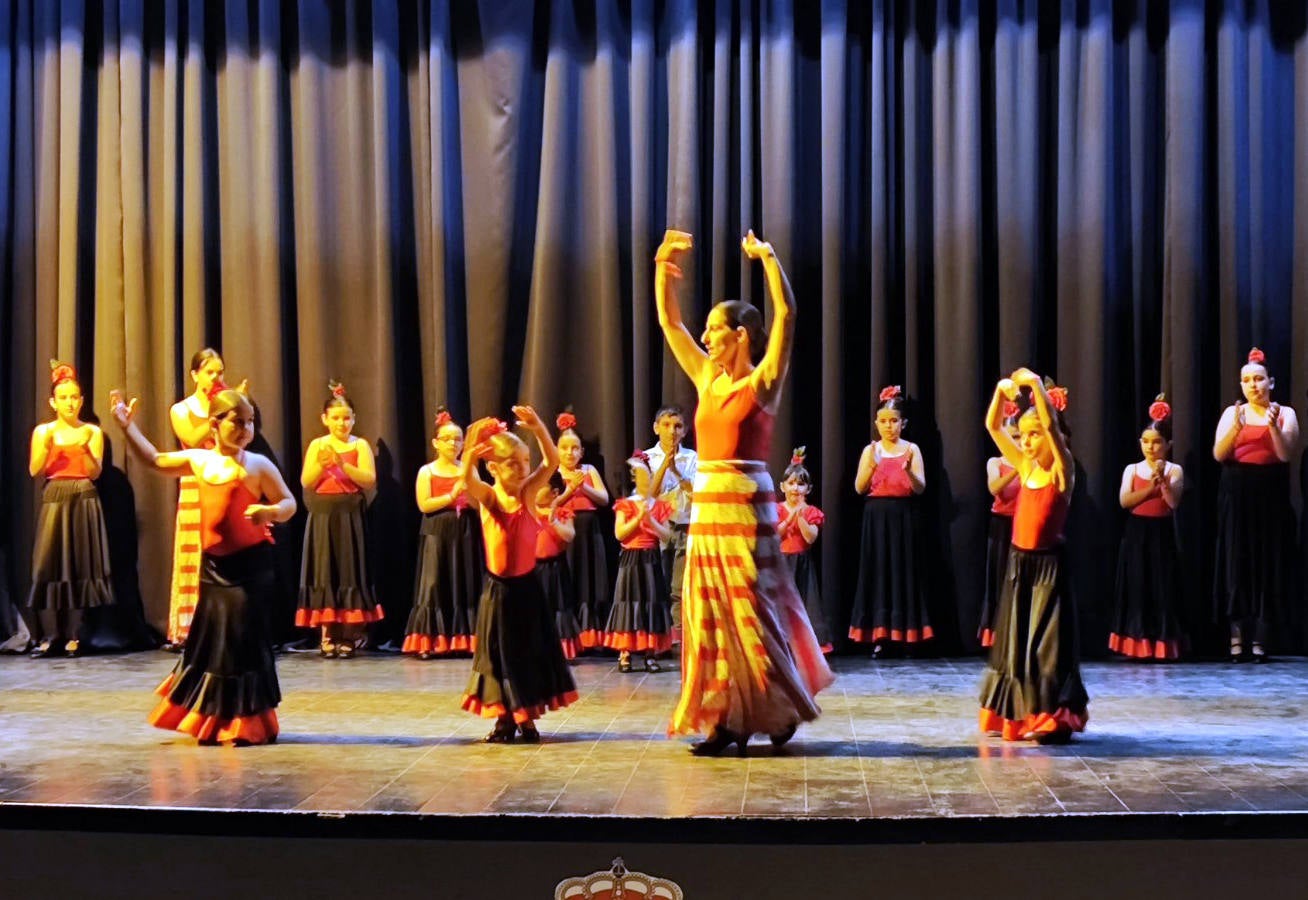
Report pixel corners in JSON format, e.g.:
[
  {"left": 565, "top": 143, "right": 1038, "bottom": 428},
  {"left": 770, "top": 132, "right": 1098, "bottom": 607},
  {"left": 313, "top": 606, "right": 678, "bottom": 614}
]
[
  {"left": 656, "top": 229, "right": 693, "bottom": 263},
  {"left": 902, "top": 446, "right": 915, "bottom": 471},
  {"left": 512, "top": 404, "right": 544, "bottom": 434},
  {"left": 1010, "top": 367, "right": 1039, "bottom": 388},
  {"left": 1233, "top": 403, "right": 1246, "bottom": 434},
  {"left": 740, "top": 229, "right": 774, "bottom": 261},
  {"left": 108, "top": 390, "right": 139, "bottom": 427},
  {"left": 1267, "top": 402, "right": 1281, "bottom": 431},
  {"left": 465, "top": 417, "right": 500, "bottom": 459},
  {"left": 317, "top": 442, "right": 339, "bottom": 468}
]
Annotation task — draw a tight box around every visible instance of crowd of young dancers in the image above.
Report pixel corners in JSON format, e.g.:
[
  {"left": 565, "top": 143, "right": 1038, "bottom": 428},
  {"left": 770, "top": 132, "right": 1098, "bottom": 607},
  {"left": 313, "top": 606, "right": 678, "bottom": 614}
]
[{"left": 22, "top": 229, "right": 1300, "bottom": 752}]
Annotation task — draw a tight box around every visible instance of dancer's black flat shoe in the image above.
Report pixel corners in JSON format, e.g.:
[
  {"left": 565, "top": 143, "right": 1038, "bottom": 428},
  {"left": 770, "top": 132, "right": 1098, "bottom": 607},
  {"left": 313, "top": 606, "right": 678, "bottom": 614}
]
[
  {"left": 769, "top": 724, "right": 797, "bottom": 750},
  {"left": 691, "top": 727, "right": 748, "bottom": 757}
]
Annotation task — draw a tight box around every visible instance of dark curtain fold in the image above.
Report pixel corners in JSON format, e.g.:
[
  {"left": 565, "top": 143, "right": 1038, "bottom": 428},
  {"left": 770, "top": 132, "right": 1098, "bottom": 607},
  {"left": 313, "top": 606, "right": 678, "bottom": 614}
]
[{"left": 3, "top": 0, "right": 1307, "bottom": 656}]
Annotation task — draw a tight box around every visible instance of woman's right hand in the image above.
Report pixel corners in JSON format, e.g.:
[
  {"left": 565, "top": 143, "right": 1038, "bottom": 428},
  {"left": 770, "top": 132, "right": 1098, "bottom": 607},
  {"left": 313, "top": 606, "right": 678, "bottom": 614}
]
[
  {"left": 655, "top": 230, "right": 693, "bottom": 282},
  {"left": 109, "top": 390, "right": 138, "bottom": 427}
]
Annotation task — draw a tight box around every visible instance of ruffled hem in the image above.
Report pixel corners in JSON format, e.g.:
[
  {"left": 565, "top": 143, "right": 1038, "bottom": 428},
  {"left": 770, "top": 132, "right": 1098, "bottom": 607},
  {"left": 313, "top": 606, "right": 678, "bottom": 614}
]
[
  {"left": 27, "top": 579, "right": 115, "bottom": 611},
  {"left": 601, "top": 631, "right": 674, "bottom": 653},
  {"left": 577, "top": 628, "right": 602, "bottom": 649},
  {"left": 978, "top": 628, "right": 995, "bottom": 648},
  {"left": 295, "top": 604, "right": 385, "bottom": 626},
  {"left": 149, "top": 699, "right": 279, "bottom": 744},
  {"left": 1108, "top": 633, "right": 1180, "bottom": 660},
  {"left": 401, "top": 633, "right": 475, "bottom": 655},
  {"left": 819, "top": 643, "right": 833, "bottom": 654},
  {"left": 848, "top": 625, "right": 934, "bottom": 644},
  {"left": 979, "top": 706, "right": 1088, "bottom": 742},
  {"left": 459, "top": 690, "right": 579, "bottom": 724},
  {"left": 560, "top": 638, "right": 580, "bottom": 660}
]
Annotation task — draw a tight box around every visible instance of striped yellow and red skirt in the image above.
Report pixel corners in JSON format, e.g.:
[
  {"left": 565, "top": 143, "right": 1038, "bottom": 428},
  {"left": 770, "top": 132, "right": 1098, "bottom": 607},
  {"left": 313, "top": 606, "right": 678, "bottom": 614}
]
[
  {"left": 167, "top": 475, "right": 203, "bottom": 643},
  {"left": 669, "top": 460, "right": 833, "bottom": 737}
]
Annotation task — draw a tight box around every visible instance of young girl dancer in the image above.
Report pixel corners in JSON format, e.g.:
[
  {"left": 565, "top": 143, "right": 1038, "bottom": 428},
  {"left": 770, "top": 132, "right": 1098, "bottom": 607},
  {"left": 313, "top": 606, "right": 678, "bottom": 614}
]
[
  {"left": 980, "top": 400, "right": 1022, "bottom": 648},
  {"left": 1212, "top": 348, "right": 1300, "bottom": 662},
  {"left": 776, "top": 448, "right": 832, "bottom": 654},
  {"left": 165, "top": 348, "right": 232, "bottom": 651},
  {"left": 535, "top": 473, "right": 582, "bottom": 659},
  {"left": 656, "top": 228, "right": 832, "bottom": 756},
  {"left": 1109, "top": 395, "right": 1185, "bottom": 660},
  {"left": 403, "top": 410, "right": 483, "bottom": 658},
  {"left": 848, "top": 386, "right": 930, "bottom": 656},
  {"left": 27, "top": 362, "right": 115, "bottom": 657},
  {"left": 604, "top": 451, "right": 674, "bottom": 673},
  {"left": 978, "top": 371, "right": 1088, "bottom": 743},
  {"left": 297, "top": 381, "right": 382, "bottom": 658},
  {"left": 460, "top": 407, "right": 578, "bottom": 743},
  {"left": 555, "top": 411, "right": 612, "bottom": 649},
  {"left": 111, "top": 384, "right": 295, "bottom": 745}
]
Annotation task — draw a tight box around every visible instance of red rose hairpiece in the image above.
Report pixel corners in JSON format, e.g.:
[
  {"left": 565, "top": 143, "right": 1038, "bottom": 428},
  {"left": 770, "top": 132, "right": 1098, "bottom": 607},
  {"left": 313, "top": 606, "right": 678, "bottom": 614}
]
[
  {"left": 1046, "top": 385, "right": 1069, "bottom": 412},
  {"left": 49, "top": 360, "right": 76, "bottom": 387},
  {"left": 205, "top": 377, "right": 229, "bottom": 403},
  {"left": 329, "top": 380, "right": 347, "bottom": 398},
  {"left": 1002, "top": 400, "right": 1020, "bottom": 420},
  {"left": 1247, "top": 347, "right": 1265, "bottom": 365},
  {"left": 434, "top": 409, "right": 453, "bottom": 429},
  {"left": 1148, "top": 393, "right": 1171, "bottom": 423},
  {"left": 878, "top": 385, "right": 901, "bottom": 403},
  {"left": 790, "top": 446, "right": 806, "bottom": 467},
  {"left": 483, "top": 419, "right": 508, "bottom": 438},
  {"left": 628, "top": 449, "right": 651, "bottom": 467},
  {"left": 556, "top": 411, "right": 578, "bottom": 432}
]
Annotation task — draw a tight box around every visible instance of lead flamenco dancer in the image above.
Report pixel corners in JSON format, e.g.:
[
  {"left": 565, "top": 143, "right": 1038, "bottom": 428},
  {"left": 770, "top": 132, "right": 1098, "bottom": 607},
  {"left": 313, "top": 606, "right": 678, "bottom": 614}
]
[
  {"left": 656, "top": 228, "right": 833, "bottom": 757},
  {"left": 978, "top": 370, "right": 1088, "bottom": 744}
]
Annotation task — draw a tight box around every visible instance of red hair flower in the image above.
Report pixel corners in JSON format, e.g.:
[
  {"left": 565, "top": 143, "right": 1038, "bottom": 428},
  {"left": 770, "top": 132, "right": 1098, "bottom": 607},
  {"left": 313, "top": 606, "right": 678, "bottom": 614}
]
[
  {"left": 434, "top": 409, "right": 453, "bottom": 429},
  {"left": 205, "top": 377, "right": 230, "bottom": 403},
  {"left": 1148, "top": 394, "right": 1171, "bottom": 422},
  {"left": 878, "top": 385, "right": 901, "bottom": 403},
  {"left": 329, "top": 380, "right": 347, "bottom": 398},
  {"left": 483, "top": 419, "right": 508, "bottom": 438},
  {"left": 49, "top": 361, "right": 76, "bottom": 386},
  {"left": 556, "top": 411, "right": 578, "bottom": 432},
  {"left": 790, "top": 446, "right": 807, "bottom": 467},
  {"left": 628, "top": 449, "right": 651, "bottom": 467},
  {"left": 1247, "top": 347, "right": 1265, "bottom": 365},
  {"left": 1001, "top": 400, "right": 1020, "bottom": 420},
  {"left": 1046, "top": 385, "right": 1069, "bottom": 412}
]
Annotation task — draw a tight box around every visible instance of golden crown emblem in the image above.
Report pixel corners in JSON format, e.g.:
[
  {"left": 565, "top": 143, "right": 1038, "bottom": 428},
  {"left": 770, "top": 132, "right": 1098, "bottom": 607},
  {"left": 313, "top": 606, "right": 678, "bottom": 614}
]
[{"left": 555, "top": 858, "right": 683, "bottom": 900}]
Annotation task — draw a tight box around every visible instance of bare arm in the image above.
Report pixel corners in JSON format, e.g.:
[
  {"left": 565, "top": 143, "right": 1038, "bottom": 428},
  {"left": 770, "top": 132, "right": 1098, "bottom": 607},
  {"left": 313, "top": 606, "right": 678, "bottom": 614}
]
[
  {"left": 170, "top": 400, "right": 210, "bottom": 449},
  {"left": 460, "top": 419, "right": 499, "bottom": 509},
  {"left": 654, "top": 230, "right": 714, "bottom": 388},
  {"left": 247, "top": 455, "right": 297, "bottom": 525},
  {"left": 300, "top": 437, "right": 326, "bottom": 489},
  {"left": 1159, "top": 463, "right": 1184, "bottom": 509},
  {"left": 1213, "top": 405, "right": 1242, "bottom": 462},
  {"left": 904, "top": 444, "right": 926, "bottom": 495},
  {"left": 854, "top": 445, "right": 876, "bottom": 495},
  {"left": 614, "top": 503, "right": 643, "bottom": 542},
  {"left": 576, "top": 465, "right": 609, "bottom": 506},
  {"left": 110, "top": 392, "right": 200, "bottom": 476},
  {"left": 29, "top": 424, "right": 53, "bottom": 478},
  {"left": 1265, "top": 405, "right": 1300, "bottom": 463},
  {"left": 794, "top": 508, "right": 819, "bottom": 545},
  {"left": 549, "top": 514, "right": 576, "bottom": 543},
  {"left": 1119, "top": 464, "right": 1155, "bottom": 510},
  {"left": 517, "top": 405, "right": 560, "bottom": 505},
  {"left": 986, "top": 457, "right": 1019, "bottom": 496},
  {"left": 84, "top": 426, "right": 105, "bottom": 480},
  {"left": 743, "top": 233, "right": 796, "bottom": 408},
  {"left": 1013, "top": 369, "right": 1073, "bottom": 493},
  {"left": 985, "top": 383, "right": 1025, "bottom": 470},
  {"left": 340, "top": 438, "right": 377, "bottom": 491},
  {"left": 415, "top": 464, "right": 461, "bottom": 514}
]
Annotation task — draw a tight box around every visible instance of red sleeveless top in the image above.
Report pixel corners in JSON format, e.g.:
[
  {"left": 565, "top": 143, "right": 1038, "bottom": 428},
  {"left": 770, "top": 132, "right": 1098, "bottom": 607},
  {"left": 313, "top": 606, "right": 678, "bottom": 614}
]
[
  {"left": 1233, "top": 425, "right": 1279, "bottom": 465},
  {"left": 1130, "top": 472, "right": 1173, "bottom": 518},
  {"left": 481, "top": 498, "right": 542, "bottom": 578},
  {"left": 615, "top": 497, "right": 672, "bottom": 550},
  {"left": 197, "top": 479, "right": 273, "bottom": 556},
  {"left": 1011, "top": 481, "right": 1069, "bottom": 551},
  {"left": 535, "top": 507, "right": 574, "bottom": 559},
  {"left": 695, "top": 379, "right": 773, "bottom": 461},
  {"left": 990, "top": 462, "right": 1020, "bottom": 515},
  {"left": 777, "top": 503, "right": 825, "bottom": 554},
  {"left": 868, "top": 452, "right": 913, "bottom": 497},
  {"left": 314, "top": 447, "right": 360, "bottom": 494},
  {"left": 45, "top": 440, "right": 93, "bottom": 480},
  {"left": 428, "top": 470, "right": 468, "bottom": 512}
]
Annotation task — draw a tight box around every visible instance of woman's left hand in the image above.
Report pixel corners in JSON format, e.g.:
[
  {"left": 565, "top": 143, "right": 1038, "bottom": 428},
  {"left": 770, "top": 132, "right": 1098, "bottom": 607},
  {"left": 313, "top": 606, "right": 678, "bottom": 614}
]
[{"left": 740, "top": 229, "right": 774, "bottom": 260}]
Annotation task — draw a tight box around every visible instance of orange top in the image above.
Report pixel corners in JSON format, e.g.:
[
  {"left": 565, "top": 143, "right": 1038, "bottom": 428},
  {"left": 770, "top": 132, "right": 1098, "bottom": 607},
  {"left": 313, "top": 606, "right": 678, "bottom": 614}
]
[
  {"left": 776, "top": 503, "right": 824, "bottom": 555},
  {"left": 868, "top": 453, "right": 913, "bottom": 497},
  {"left": 1130, "top": 474, "right": 1173, "bottom": 518},
  {"left": 480, "top": 497, "right": 542, "bottom": 578},
  {"left": 428, "top": 470, "right": 468, "bottom": 513},
  {"left": 1010, "top": 481, "right": 1069, "bottom": 551},
  {"left": 315, "top": 448, "right": 360, "bottom": 494},
  {"left": 990, "top": 462, "right": 1019, "bottom": 516},
  {"left": 1233, "top": 425, "right": 1279, "bottom": 465},
  {"left": 197, "top": 479, "right": 273, "bottom": 556},
  {"left": 694, "top": 379, "right": 773, "bottom": 461},
  {"left": 45, "top": 440, "right": 93, "bottom": 480},
  {"left": 616, "top": 497, "right": 672, "bottom": 550},
  {"left": 535, "top": 506, "right": 575, "bottom": 559},
  {"left": 559, "top": 467, "right": 598, "bottom": 511}
]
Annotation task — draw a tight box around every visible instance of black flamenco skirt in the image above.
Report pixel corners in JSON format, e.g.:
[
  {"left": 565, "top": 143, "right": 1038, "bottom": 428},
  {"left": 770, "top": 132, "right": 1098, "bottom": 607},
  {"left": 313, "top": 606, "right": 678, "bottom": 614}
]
[
  {"left": 28, "top": 479, "right": 114, "bottom": 611},
  {"left": 847, "top": 496, "right": 932, "bottom": 644},
  {"left": 602, "top": 548, "right": 673, "bottom": 654},
  {"left": 979, "top": 545, "right": 1088, "bottom": 740},
  {"left": 296, "top": 492, "right": 383, "bottom": 627},
  {"left": 536, "top": 552, "right": 582, "bottom": 658},
  {"left": 1109, "top": 515, "right": 1185, "bottom": 660},
  {"left": 403, "top": 508, "right": 483, "bottom": 655},
  {"left": 979, "top": 514, "right": 1013, "bottom": 648},
  {"left": 568, "top": 510, "right": 612, "bottom": 648},
  {"left": 149, "top": 543, "right": 281, "bottom": 744},
  {"left": 781, "top": 549, "right": 832, "bottom": 652},
  {"left": 1213, "top": 462, "right": 1296, "bottom": 632},
  {"left": 461, "top": 571, "right": 578, "bottom": 723}
]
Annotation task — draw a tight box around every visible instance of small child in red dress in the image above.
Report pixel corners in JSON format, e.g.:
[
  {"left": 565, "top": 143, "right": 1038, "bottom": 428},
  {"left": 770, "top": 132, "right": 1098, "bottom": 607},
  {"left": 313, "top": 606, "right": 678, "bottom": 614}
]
[
  {"left": 776, "top": 447, "right": 831, "bottom": 654},
  {"left": 604, "top": 451, "right": 674, "bottom": 673}
]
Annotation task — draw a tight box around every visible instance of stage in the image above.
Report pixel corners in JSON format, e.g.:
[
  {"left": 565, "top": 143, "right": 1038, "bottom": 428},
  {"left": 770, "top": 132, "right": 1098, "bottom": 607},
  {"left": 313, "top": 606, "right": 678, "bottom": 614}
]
[{"left": 4, "top": 653, "right": 1308, "bottom": 897}]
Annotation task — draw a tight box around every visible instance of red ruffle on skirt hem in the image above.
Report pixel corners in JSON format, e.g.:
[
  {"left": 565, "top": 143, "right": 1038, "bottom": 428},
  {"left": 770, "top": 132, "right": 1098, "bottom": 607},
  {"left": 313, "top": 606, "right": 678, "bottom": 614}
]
[
  {"left": 577, "top": 628, "right": 602, "bottom": 649},
  {"left": 979, "top": 628, "right": 995, "bottom": 648},
  {"left": 460, "top": 690, "right": 579, "bottom": 724},
  {"left": 148, "top": 678, "right": 279, "bottom": 745},
  {"left": 848, "top": 625, "right": 934, "bottom": 644},
  {"left": 979, "top": 706, "right": 1088, "bottom": 742},
  {"left": 401, "top": 633, "right": 475, "bottom": 655},
  {"left": 295, "top": 605, "right": 386, "bottom": 627},
  {"left": 601, "top": 631, "right": 674, "bottom": 653},
  {"left": 560, "top": 638, "right": 580, "bottom": 660},
  {"left": 1108, "top": 633, "right": 1180, "bottom": 660}
]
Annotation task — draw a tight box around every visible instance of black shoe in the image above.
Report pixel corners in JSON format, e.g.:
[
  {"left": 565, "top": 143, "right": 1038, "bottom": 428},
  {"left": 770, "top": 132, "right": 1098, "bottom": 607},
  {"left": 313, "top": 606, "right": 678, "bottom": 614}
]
[
  {"left": 517, "top": 724, "right": 541, "bottom": 743},
  {"left": 769, "top": 724, "right": 797, "bottom": 751},
  {"left": 1252, "top": 653, "right": 1271, "bottom": 664},
  {"left": 618, "top": 655, "right": 633, "bottom": 673},
  {"left": 690, "top": 727, "right": 749, "bottom": 757},
  {"left": 483, "top": 723, "right": 517, "bottom": 744},
  {"left": 644, "top": 657, "right": 661, "bottom": 673}
]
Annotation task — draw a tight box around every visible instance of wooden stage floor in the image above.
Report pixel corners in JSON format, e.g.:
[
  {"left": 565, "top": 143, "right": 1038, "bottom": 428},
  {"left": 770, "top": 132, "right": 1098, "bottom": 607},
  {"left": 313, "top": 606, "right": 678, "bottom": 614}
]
[{"left": 3, "top": 651, "right": 1308, "bottom": 828}]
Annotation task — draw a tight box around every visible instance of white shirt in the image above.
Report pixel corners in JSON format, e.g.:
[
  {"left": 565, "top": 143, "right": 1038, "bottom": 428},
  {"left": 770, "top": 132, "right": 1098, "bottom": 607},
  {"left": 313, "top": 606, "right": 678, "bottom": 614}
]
[{"left": 644, "top": 443, "right": 697, "bottom": 525}]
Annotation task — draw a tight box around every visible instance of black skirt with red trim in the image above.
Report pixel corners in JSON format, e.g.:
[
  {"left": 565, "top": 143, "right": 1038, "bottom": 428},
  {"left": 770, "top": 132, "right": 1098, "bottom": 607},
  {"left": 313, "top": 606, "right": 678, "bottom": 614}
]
[
  {"left": 403, "top": 507, "right": 482, "bottom": 655},
  {"left": 1109, "top": 514, "right": 1185, "bottom": 660},
  {"left": 603, "top": 547, "right": 672, "bottom": 653},
  {"left": 536, "top": 552, "right": 582, "bottom": 659},
  {"left": 979, "top": 513, "right": 1012, "bottom": 648},
  {"left": 297, "top": 492, "right": 382, "bottom": 627},
  {"left": 848, "top": 496, "right": 932, "bottom": 644}
]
